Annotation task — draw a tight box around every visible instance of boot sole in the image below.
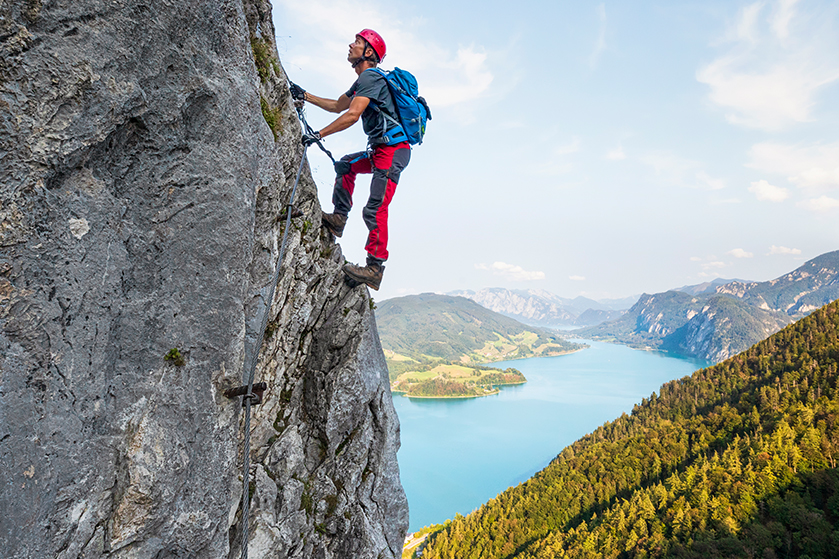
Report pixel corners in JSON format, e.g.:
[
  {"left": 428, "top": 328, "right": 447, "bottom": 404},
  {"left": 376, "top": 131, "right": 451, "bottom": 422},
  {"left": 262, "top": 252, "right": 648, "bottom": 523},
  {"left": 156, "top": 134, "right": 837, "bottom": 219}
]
[
  {"left": 343, "top": 270, "right": 381, "bottom": 290},
  {"left": 322, "top": 221, "right": 344, "bottom": 238}
]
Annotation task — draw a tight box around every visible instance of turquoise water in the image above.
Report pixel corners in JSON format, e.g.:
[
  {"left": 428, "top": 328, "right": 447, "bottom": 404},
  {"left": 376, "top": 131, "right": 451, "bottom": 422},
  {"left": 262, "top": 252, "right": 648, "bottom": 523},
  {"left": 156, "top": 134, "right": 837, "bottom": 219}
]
[{"left": 392, "top": 340, "right": 712, "bottom": 531}]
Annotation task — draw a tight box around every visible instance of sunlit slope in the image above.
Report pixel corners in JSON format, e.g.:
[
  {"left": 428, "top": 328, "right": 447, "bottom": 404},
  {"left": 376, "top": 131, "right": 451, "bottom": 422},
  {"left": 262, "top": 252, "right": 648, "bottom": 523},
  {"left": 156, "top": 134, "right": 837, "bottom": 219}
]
[
  {"left": 376, "top": 293, "right": 582, "bottom": 364},
  {"left": 420, "top": 299, "right": 839, "bottom": 559}
]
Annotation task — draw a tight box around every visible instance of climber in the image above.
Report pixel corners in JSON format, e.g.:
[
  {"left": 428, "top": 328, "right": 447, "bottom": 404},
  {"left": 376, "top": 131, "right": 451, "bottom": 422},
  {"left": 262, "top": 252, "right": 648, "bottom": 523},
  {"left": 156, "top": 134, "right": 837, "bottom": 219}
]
[{"left": 290, "top": 29, "right": 410, "bottom": 291}]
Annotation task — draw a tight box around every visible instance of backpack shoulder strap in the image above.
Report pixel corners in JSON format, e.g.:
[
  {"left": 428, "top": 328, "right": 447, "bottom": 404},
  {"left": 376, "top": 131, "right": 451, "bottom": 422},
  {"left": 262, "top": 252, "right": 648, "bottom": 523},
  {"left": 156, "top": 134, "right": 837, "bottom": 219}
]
[{"left": 362, "top": 67, "right": 401, "bottom": 131}]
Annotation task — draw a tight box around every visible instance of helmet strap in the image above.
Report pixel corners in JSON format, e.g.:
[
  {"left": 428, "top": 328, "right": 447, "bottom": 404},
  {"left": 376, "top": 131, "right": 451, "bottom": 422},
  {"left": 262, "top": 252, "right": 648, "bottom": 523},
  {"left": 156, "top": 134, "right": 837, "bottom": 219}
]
[{"left": 352, "top": 39, "right": 378, "bottom": 68}]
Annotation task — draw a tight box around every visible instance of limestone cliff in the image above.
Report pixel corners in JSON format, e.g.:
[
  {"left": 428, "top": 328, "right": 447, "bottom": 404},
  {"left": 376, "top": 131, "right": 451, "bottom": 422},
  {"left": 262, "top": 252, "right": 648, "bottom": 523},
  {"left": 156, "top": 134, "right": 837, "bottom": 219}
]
[{"left": 0, "top": 1, "right": 408, "bottom": 558}]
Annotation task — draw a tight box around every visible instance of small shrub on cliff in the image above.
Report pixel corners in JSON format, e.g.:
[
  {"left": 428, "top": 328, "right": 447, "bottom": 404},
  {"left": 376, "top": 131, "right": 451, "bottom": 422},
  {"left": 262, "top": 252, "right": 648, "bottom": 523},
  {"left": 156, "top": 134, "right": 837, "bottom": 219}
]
[{"left": 164, "top": 348, "right": 185, "bottom": 367}]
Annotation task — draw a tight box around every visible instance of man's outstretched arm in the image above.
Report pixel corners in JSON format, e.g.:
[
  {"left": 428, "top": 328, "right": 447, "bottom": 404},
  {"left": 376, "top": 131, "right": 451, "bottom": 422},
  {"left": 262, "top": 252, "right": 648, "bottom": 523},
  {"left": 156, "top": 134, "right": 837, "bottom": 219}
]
[
  {"left": 304, "top": 92, "right": 351, "bottom": 114},
  {"left": 317, "top": 95, "right": 370, "bottom": 138}
]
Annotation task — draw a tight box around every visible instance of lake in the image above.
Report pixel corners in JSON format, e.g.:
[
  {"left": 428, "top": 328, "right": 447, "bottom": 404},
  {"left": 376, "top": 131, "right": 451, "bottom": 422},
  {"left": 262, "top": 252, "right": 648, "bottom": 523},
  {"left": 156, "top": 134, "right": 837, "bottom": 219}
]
[{"left": 392, "top": 340, "right": 712, "bottom": 531}]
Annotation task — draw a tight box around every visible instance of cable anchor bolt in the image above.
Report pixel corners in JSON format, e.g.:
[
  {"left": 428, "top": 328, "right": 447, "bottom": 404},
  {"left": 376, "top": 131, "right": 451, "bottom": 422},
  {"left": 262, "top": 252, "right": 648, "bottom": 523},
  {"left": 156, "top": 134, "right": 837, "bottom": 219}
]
[{"left": 224, "top": 382, "right": 268, "bottom": 407}]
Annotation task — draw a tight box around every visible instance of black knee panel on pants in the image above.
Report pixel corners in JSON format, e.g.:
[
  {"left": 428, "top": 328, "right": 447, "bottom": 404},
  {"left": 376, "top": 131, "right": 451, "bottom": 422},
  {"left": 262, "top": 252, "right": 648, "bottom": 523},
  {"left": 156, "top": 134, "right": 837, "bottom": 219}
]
[{"left": 334, "top": 160, "right": 351, "bottom": 175}]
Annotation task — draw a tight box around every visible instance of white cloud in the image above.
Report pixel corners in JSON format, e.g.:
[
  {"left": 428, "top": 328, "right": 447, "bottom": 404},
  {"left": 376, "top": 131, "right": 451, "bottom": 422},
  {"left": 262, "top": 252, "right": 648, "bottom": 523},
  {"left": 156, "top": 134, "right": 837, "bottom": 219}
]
[
  {"left": 735, "top": 2, "right": 763, "bottom": 43},
  {"left": 555, "top": 138, "right": 581, "bottom": 156},
  {"left": 769, "top": 245, "right": 802, "bottom": 255},
  {"left": 606, "top": 145, "right": 626, "bottom": 160},
  {"left": 641, "top": 151, "right": 726, "bottom": 190},
  {"left": 569, "top": 275, "right": 586, "bottom": 281},
  {"left": 728, "top": 248, "right": 754, "bottom": 258},
  {"left": 274, "top": 0, "right": 494, "bottom": 109},
  {"left": 475, "top": 262, "right": 545, "bottom": 281},
  {"left": 589, "top": 3, "right": 607, "bottom": 69},
  {"left": 704, "top": 261, "right": 726, "bottom": 270},
  {"left": 690, "top": 256, "right": 703, "bottom": 262},
  {"left": 697, "top": 171, "right": 726, "bottom": 191},
  {"left": 771, "top": 0, "right": 801, "bottom": 40},
  {"left": 748, "top": 179, "right": 790, "bottom": 201},
  {"left": 697, "top": 1, "right": 839, "bottom": 130},
  {"left": 425, "top": 47, "right": 494, "bottom": 107},
  {"left": 496, "top": 120, "right": 527, "bottom": 130},
  {"left": 798, "top": 195, "right": 839, "bottom": 213},
  {"left": 747, "top": 142, "right": 839, "bottom": 190}
]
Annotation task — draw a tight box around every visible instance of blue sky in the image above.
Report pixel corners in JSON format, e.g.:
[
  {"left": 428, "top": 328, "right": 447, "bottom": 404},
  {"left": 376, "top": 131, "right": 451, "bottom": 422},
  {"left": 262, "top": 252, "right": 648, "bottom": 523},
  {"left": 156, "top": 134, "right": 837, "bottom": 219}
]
[{"left": 272, "top": 0, "right": 839, "bottom": 301}]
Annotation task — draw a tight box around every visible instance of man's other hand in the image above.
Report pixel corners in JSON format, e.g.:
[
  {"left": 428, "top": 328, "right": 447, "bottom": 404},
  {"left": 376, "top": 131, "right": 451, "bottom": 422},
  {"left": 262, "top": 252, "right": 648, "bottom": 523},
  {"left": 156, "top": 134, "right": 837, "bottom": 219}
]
[
  {"left": 301, "top": 131, "right": 321, "bottom": 147},
  {"left": 289, "top": 82, "right": 306, "bottom": 101}
]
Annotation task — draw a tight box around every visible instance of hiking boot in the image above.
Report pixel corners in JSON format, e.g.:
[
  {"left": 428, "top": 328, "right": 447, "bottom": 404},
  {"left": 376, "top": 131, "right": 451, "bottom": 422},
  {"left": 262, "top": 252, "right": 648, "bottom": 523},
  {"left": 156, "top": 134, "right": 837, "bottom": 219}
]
[
  {"left": 343, "top": 262, "right": 385, "bottom": 291},
  {"left": 322, "top": 213, "right": 347, "bottom": 237}
]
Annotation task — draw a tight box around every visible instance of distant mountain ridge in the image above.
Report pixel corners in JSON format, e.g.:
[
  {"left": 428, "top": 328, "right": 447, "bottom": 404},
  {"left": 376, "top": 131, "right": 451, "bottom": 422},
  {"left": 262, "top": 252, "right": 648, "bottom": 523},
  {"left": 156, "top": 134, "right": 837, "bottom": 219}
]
[
  {"left": 447, "top": 288, "right": 636, "bottom": 327},
  {"left": 578, "top": 250, "right": 839, "bottom": 362},
  {"left": 672, "top": 277, "right": 743, "bottom": 295}
]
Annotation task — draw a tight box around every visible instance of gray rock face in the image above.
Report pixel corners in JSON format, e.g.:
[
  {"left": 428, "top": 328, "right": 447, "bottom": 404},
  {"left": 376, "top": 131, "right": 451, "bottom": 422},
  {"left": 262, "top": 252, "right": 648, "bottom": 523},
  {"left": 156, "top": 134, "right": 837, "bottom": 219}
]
[{"left": 0, "top": 1, "right": 407, "bottom": 557}]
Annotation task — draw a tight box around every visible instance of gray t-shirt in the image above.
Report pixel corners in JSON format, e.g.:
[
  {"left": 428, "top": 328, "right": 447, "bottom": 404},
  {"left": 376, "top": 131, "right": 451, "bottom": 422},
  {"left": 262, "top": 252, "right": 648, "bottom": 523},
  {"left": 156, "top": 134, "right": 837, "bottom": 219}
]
[{"left": 346, "top": 69, "right": 397, "bottom": 144}]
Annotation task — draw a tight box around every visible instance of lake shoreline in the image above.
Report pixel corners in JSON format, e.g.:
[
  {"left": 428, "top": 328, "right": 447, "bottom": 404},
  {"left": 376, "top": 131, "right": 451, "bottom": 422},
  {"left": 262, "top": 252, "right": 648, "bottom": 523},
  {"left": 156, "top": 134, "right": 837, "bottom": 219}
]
[
  {"left": 390, "top": 348, "right": 589, "bottom": 400},
  {"left": 394, "top": 340, "right": 712, "bottom": 531},
  {"left": 394, "top": 379, "right": 528, "bottom": 400},
  {"left": 475, "top": 345, "right": 587, "bottom": 365}
]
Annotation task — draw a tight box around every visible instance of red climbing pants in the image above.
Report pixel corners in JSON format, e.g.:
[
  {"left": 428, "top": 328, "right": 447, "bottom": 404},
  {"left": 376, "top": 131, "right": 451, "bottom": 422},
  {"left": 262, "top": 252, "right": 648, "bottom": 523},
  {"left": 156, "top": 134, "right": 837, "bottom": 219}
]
[{"left": 332, "top": 142, "right": 411, "bottom": 262}]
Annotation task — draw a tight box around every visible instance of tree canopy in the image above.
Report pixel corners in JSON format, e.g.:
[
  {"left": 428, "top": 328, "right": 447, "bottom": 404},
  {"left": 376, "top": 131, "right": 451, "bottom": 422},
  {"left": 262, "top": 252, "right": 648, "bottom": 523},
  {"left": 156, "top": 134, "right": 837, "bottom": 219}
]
[{"left": 420, "top": 300, "right": 839, "bottom": 559}]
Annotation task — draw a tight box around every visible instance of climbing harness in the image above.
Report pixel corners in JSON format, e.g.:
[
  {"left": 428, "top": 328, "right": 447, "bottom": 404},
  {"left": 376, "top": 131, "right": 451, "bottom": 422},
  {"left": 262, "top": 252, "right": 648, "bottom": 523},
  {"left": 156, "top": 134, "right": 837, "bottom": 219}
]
[
  {"left": 298, "top": 105, "right": 336, "bottom": 165},
  {"left": 226, "top": 101, "right": 316, "bottom": 559}
]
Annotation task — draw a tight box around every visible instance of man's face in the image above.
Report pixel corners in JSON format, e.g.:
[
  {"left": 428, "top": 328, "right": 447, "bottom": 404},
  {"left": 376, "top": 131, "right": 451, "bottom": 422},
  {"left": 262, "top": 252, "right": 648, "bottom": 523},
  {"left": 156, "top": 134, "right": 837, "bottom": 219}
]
[{"left": 348, "top": 36, "right": 368, "bottom": 63}]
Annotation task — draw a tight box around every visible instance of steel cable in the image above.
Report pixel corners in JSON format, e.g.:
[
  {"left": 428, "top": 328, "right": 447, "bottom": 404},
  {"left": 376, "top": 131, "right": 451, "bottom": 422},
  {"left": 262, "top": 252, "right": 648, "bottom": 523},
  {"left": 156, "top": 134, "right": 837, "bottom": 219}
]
[{"left": 238, "top": 110, "right": 310, "bottom": 559}]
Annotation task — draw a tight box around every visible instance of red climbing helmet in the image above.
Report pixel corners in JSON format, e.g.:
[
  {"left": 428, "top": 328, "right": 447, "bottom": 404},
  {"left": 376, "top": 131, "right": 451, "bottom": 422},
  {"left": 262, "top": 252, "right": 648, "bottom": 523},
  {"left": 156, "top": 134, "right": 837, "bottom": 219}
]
[{"left": 357, "top": 29, "right": 386, "bottom": 62}]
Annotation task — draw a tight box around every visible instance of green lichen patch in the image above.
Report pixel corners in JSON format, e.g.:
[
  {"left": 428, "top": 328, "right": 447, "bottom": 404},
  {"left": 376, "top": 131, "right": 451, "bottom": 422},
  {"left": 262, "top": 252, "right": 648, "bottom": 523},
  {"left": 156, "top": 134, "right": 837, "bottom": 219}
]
[
  {"left": 300, "top": 485, "right": 314, "bottom": 516},
  {"left": 250, "top": 36, "right": 279, "bottom": 83},
  {"left": 260, "top": 96, "right": 282, "bottom": 141},
  {"left": 325, "top": 494, "right": 338, "bottom": 516},
  {"left": 335, "top": 427, "right": 359, "bottom": 457}
]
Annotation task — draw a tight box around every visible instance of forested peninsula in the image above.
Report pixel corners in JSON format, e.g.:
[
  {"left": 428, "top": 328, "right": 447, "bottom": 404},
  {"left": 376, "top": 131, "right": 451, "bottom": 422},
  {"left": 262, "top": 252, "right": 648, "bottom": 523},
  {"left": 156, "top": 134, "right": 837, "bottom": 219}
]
[
  {"left": 417, "top": 299, "right": 839, "bottom": 559},
  {"left": 391, "top": 365, "right": 526, "bottom": 399},
  {"left": 377, "top": 294, "right": 584, "bottom": 399}
]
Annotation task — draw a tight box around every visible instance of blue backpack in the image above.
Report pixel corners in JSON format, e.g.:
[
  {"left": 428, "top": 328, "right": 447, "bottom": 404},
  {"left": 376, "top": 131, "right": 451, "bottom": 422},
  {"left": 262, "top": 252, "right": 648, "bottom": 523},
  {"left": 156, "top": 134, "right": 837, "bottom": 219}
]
[{"left": 369, "top": 67, "right": 432, "bottom": 146}]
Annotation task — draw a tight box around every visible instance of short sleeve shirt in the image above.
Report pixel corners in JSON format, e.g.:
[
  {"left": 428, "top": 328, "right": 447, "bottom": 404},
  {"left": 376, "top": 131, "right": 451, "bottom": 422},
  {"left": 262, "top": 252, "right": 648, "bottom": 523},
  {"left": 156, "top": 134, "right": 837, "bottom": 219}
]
[{"left": 346, "top": 69, "right": 398, "bottom": 144}]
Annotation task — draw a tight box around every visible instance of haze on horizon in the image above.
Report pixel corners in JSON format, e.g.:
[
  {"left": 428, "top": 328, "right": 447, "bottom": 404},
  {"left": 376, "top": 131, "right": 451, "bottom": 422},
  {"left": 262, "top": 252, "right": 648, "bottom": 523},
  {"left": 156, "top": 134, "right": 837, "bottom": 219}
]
[{"left": 273, "top": 0, "right": 839, "bottom": 301}]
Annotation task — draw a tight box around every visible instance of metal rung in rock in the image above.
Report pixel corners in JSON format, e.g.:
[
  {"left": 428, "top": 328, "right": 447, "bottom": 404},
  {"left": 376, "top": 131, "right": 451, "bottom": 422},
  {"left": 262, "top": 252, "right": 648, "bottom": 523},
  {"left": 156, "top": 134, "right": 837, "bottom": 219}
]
[{"left": 225, "top": 382, "right": 268, "bottom": 406}]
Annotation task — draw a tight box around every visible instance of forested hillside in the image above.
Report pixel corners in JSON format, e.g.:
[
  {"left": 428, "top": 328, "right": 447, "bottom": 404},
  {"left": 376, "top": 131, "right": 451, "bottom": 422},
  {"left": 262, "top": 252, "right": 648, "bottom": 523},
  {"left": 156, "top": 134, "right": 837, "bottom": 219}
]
[
  {"left": 377, "top": 293, "right": 580, "bottom": 362},
  {"left": 420, "top": 300, "right": 839, "bottom": 559},
  {"left": 377, "top": 294, "right": 583, "bottom": 397}
]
